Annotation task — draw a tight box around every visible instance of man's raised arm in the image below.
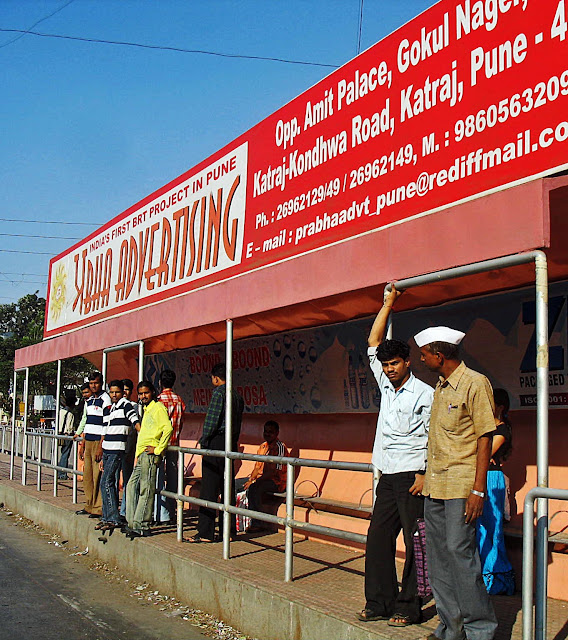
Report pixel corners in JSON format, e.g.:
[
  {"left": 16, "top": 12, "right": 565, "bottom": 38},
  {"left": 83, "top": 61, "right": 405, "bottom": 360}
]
[{"left": 368, "top": 285, "right": 403, "bottom": 348}]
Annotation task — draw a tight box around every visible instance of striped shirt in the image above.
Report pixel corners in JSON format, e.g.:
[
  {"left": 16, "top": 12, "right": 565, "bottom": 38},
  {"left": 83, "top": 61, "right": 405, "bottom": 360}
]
[
  {"left": 158, "top": 389, "right": 186, "bottom": 446},
  {"left": 102, "top": 397, "right": 140, "bottom": 452},
  {"left": 84, "top": 391, "right": 112, "bottom": 441}
]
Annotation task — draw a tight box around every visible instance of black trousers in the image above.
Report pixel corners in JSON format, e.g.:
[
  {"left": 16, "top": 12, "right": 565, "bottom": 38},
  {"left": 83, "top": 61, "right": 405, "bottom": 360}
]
[
  {"left": 197, "top": 434, "right": 236, "bottom": 540},
  {"left": 364, "top": 471, "right": 424, "bottom": 621}
]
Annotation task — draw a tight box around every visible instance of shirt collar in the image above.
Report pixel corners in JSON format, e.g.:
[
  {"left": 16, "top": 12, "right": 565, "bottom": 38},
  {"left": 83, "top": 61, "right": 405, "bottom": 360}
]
[{"left": 439, "top": 361, "right": 466, "bottom": 390}]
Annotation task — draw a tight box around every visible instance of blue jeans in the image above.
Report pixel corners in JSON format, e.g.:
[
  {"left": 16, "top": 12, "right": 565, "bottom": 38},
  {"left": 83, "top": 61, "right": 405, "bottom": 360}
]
[
  {"left": 57, "top": 440, "right": 73, "bottom": 479},
  {"left": 101, "top": 451, "right": 123, "bottom": 524}
]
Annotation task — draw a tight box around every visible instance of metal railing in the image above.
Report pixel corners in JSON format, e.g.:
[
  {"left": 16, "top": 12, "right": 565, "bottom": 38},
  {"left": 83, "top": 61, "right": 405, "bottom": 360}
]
[
  {"left": 163, "top": 445, "right": 379, "bottom": 582},
  {"left": 22, "top": 430, "right": 82, "bottom": 503},
  {"left": 0, "top": 423, "right": 24, "bottom": 457},
  {"left": 522, "top": 487, "right": 568, "bottom": 640}
]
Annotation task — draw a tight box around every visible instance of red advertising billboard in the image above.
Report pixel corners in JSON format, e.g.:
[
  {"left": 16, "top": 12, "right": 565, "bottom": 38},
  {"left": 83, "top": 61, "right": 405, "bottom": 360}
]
[{"left": 46, "top": 0, "right": 568, "bottom": 337}]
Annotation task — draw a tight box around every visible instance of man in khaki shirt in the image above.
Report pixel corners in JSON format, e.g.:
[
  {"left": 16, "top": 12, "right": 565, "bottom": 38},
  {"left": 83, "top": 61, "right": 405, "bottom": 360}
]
[{"left": 415, "top": 326, "right": 497, "bottom": 640}]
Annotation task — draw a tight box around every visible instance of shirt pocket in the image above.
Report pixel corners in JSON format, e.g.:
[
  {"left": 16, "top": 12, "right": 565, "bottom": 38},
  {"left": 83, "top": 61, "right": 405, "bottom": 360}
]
[
  {"left": 390, "top": 405, "right": 415, "bottom": 435},
  {"left": 439, "top": 402, "right": 464, "bottom": 435}
]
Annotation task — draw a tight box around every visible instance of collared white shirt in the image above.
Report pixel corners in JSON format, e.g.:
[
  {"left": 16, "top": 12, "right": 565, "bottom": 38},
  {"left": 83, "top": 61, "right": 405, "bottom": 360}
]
[{"left": 368, "top": 346, "right": 433, "bottom": 474}]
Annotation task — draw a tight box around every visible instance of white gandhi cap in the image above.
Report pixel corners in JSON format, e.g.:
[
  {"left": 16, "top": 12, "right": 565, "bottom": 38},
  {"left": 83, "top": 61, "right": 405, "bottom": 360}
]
[{"left": 414, "top": 326, "right": 466, "bottom": 348}]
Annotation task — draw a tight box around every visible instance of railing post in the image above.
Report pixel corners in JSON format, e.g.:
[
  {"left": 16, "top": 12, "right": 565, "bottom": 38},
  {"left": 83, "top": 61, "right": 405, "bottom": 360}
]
[
  {"left": 284, "top": 462, "right": 295, "bottom": 582},
  {"left": 177, "top": 449, "right": 184, "bottom": 542},
  {"left": 37, "top": 434, "right": 43, "bottom": 491},
  {"left": 21, "top": 368, "right": 29, "bottom": 485},
  {"left": 222, "top": 318, "right": 233, "bottom": 560},
  {"left": 72, "top": 438, "right": 78, "bottom": 504},
  {"left": 9, "top": 369, "right": 17, "bottom": 480},
  {"left": 534, "top": 252, "right": 549, "bottom": 640}
]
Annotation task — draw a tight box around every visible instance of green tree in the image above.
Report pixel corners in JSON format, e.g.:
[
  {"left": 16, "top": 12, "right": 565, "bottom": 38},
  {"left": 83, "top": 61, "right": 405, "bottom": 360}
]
[{"left": 0, "top": 292, "right": 92, "bottom": 413}]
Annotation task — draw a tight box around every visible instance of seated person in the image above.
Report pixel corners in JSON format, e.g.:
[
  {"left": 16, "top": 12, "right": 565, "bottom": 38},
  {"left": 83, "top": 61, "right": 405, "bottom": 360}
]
[{"left": 236, "top": 420, "right": 288, "bottom": 532}]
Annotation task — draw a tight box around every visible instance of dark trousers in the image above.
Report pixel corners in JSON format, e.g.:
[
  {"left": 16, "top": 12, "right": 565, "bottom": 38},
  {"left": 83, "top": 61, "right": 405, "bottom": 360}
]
[
  {"left": 197, "top": 434, "right": 236, "bottom": 540},
  {"left": 365, "top": 471, "right": 424, "bottom": 621}
]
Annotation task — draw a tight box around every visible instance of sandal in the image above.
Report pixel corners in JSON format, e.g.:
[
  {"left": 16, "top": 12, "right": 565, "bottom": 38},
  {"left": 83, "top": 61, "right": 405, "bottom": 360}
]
[
  {"left": 94, "top": 521, "right": 107, "bottom": 530},
  {"left": 187, "top": 535, "right": 213, "bottom": 544},
  {"left": 358, "top": 608, "right": 389, "bottom": 622},
  {"left": 101, "top": 522, "right": 117, "bottom": 532},
  {"left": 387, "top": 614, "right": 414, "bottom": 627}
]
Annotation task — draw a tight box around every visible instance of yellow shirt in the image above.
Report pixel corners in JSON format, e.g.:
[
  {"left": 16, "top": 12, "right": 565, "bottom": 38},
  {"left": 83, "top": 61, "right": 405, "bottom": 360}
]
[
  {"left": 135, "top": 400, "right": 173, "bottom": 458},
  {"left": 423, "top": 362, "right": 496, "bottom": 500}
]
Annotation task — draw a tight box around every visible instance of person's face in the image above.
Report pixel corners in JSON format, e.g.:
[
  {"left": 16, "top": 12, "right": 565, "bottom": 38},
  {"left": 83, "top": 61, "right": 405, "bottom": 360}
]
[
  {"left": 109, "top": 385, "right": 124, "bottom": 404},
  {"left": 211, "top": 375, "right": 223, "bottom": 387},
  {"left": 123, "top": 386, "right": 132, "bottom": 400},
  {"left": 380, "top": 356, "right": 410, "bottom": 389},
  {"left": 81, "top": 387, "right": 92, "bottom": 401},
  {"left": 263, "top": 424, "right": 279, "bottom": 443},
  {"left": 89, "top": 377, "right": 102, "bottom": 395},
  {"left": 419, "top": 346, "right": 442, "bottom": 373},
  {"left": 138, "top": 386, "right": 153, "bottom": 406}
]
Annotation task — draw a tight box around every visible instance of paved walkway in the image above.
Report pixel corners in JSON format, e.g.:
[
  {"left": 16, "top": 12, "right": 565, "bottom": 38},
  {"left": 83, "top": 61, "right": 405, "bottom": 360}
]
[{"left": 0, "top": 453, "right": 566, "bottom": 640}]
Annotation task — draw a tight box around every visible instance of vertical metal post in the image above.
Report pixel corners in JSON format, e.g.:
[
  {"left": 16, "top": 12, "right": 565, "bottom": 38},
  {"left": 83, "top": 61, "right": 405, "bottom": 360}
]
[
  {"left": 54, "top": 360, "right": 62, "bottom": 493},
  {"left": 101, "top": 351, "right": 108, "bottom": 385},
  {"left": 21, "top": 368, "right": 29, "bottom": 485},
  {"left": 177, "top": 449, "right": 184, "bottom": 542},
  {"left": 284, "top": 463, "right": 295, "bottom": 582},
  {"left": 222, "top": 319, "right": 233, "bottom": 560},
  {"left": 9, "top": 369, "right": 18, "bottom": 480},
  {"left": 138, "top": 341, "right": 144, "bottom": 382},
  {"left": 72, "top": 439, "right": 78, "bottom": 504},
  {"left": 523, "top": 492, "right": 536, "bottom": 640},
  {"left": 37, "top": 434, "right": 42, "bottom": 491},
  {"left": 534, "top": 252, "right": 549, "bottom": 640}
]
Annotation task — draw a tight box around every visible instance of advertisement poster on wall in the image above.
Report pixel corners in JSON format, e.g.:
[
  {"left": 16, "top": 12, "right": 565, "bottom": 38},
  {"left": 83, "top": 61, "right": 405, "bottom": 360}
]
[{"left": 145, "top": 280, "right": 568, "bottom": 414}]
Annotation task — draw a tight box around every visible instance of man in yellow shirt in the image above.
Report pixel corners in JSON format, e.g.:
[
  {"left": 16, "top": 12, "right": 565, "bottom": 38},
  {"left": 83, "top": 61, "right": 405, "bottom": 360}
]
[{"left": 124, "top": 380, "right": 173, "bottom": 538}]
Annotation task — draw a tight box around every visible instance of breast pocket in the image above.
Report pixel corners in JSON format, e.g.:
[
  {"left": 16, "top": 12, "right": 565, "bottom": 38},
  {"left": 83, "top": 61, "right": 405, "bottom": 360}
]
[
  {"left": 440, "top": 403, "right": 464, "bottom": 434},
  {"left": 392, "top": 405, "right": 414, "bottom": 434}
]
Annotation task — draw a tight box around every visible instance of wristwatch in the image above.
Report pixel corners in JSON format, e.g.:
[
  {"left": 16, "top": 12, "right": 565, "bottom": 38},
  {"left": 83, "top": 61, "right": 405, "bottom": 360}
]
[{"left": 470, "top": 489, "right": 485, "bottom": 498}]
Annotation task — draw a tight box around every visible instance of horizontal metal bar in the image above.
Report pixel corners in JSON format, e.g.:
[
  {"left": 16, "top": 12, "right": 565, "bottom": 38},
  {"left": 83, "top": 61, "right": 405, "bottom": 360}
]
[
  {"left": 103, "top": 340, "right": 143, "bottom": 354},
  {"left": 168, "top": 445, "right": 373, "bottom": 472},
  {"left": 25, "top": 432, "right": 75, "bottom": 441},
  {"left": 161, "top": 491, "right": 367, "bottom": 544},
  {"left": 24, "top": 458, "right": 83, "bottom": 476},
  {"left": 390, "top": 251, "right": 542, "bottom": 291}
]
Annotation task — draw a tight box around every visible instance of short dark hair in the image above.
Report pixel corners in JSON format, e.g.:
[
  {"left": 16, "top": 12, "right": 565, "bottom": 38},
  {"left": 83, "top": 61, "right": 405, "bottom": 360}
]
[
  {"left": 264, "top": 420, "right": 280, "bottom": 433},
  {"left": 80, "top": 382, "right": 90, "bottom": 392},
  {"left": 426, "top": 341, "right": 460, "bottom": 360},
  {"left": 109, "top": 379, "right": 124, "bottom": 391},
  {"left": 63, "top": 390, "right": 77, "bottom": 407},
  {"left": 211, "top": 363, "right": 226, "bottom": 380},
  {"left": 137, "top": 380, "right": 156, "bottom": 395},
  {"left": 122, "top": 378, "right": 134, "bottom": 390},
  {"left": 89, "top": 371, "right": 103, "bottom": 383},
  {"left": 160, "top": 369, "right": 176, "bottom": 388},
  {"left": 376, "top": 339, "right": 410, "bottom": 362}
]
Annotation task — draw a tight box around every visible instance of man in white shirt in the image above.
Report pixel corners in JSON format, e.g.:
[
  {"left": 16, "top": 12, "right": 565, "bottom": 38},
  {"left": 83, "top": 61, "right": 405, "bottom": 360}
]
[{"left": 359, "top": 286, "right": 433, "bottom": 627}]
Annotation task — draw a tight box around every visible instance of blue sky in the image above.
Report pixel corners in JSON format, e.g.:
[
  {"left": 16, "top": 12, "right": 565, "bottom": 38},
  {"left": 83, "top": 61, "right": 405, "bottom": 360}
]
[{"left": 0, "top": 0, "right": 435, "bottom": 305}]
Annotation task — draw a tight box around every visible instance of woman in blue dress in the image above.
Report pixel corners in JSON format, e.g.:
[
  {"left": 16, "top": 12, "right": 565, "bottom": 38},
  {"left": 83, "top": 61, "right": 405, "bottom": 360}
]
[{"left": 476, "top": 388, "right": 515, "bottom": 595}]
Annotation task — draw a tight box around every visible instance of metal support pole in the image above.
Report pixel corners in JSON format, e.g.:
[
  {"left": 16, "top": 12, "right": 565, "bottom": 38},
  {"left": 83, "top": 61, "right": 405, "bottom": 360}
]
[
  {"left": 138, "top": 341, "right": 144, "bottom": 382},
  {"left": 9, "top": 369, "right": 18, "bottom": 480},
  {"left": 101, "top": 351, "right": 108, "bottom": 385},
  {"left": 54, "top": 359, "right": 61, "bottom": 494},
  {"left": 21, "top": 368, "right": 29, "bottom": 485},
  {"left": 177, "top": 449, "right": 184, "bottom": 542},
  {"left": 284, "top": 463, "right": 295, "bottom": 582},
  {"left": 534, "top": 252, "right": 549, "bottom": 640},
  {"left": 72, "top": 439, "right": 78, "bottom": 504},
  {"left": 222, "top": 319, "right": 233, "bottom": 560},
  {"left": 222, "top": 320, "right": 234, "bottom": 559},
  {"left": 37, "top": 434, "right": 43, "bottom": 491}
]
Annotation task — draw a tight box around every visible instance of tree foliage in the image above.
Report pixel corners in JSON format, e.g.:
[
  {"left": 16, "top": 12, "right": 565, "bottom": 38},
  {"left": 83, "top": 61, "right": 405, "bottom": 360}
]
[{"left": 0, "top": 293, "right": 92, "bottom": 412}]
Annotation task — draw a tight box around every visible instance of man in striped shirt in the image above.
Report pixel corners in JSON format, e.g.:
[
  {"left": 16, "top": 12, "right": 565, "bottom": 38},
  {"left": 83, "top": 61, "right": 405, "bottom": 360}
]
[
  {"left": 76, "top": 372, "right": 111, "bottom": 518},
  {"left": 97, "top": 380, "right": 140, "bottom": 531},
  {"left": 156, "top": 369, "right": 186, "bottom": 525}
]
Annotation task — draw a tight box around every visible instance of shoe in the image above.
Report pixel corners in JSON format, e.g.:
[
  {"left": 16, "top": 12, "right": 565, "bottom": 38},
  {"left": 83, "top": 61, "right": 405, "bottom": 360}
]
[
  {"left": 387, "top": 614, "right": 415, "bottom": 627},
  {"left": 126, "top": 528, "right": 150, "bottom": 538},
  {"left": 75, "top": 509, "right": 89, "bottom": 515},
  {"left": 358, "top": 608, "right": 390, "bottom": 622},
  {"left": 187, "top": 535, "right": 213, "bottom": 544},
  {"left": 88, "top": 514, "right": 101, "bottom": 519},
  {"left": 101, "top": 522, "right": 118, "bottom": 532}
]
